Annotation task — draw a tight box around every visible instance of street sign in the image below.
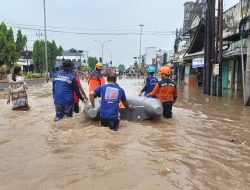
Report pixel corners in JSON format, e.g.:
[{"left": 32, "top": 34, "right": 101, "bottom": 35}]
[{"left": 213, "top": 64, "right": 219, "bottom": 76}]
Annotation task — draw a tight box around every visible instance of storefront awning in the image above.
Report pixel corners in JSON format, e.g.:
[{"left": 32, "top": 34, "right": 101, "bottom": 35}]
[
  {"left": 183, "top": 51, "right": 204, "bottom": 61},
  {"left": 223, "top": 48, "right": 247, "bottom": 58}
]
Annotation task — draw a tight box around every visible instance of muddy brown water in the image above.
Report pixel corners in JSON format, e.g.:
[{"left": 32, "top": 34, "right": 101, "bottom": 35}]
[{"left": 0, "top": 79, "right": 249, "bottom": 190}]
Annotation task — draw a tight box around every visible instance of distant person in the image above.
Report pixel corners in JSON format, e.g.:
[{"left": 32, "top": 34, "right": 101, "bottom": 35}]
[
  {"left": 138, "top": 66, "right": 158, "bottom": 97},
  {"left": 148, "top": 66, "right": 177, "bottom": 118},
  {"left": 7, "top": 66, "right": 29, "bottom": 111},
  {"left": 89, "top": 73, "right": 132, "bottom": 131},
  {"left": 45, "top": 72, "right": 50, "bottom": 82},
  {"left": 180, "top": 72, "right": 184, "bottom": 86},
  {"left": 53, "top": 59, "right": 85, "bottom": 121},
  {"left": 88, "top": 62, "right": 106, "bottom": 94}
]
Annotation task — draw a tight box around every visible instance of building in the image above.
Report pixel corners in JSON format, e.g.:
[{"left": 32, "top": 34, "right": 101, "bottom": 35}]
[
  {"left": 222, "top": 1, "right": 250, "bottom": 94},
  {"left": 16, "top": 51, "right": 33, "bottom": 73},
  {"left": 56, "top": 48, "right": 88, "bottom": 68}
]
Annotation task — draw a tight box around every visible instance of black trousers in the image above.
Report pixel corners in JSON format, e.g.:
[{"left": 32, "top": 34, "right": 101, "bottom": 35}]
[
  {"left": 100, "top": 119, "right": 120, "bottom": 131},
  {"left": 162, "top": 101, "right": 173, "bottom": 118},
  {"left": 74, "top": 103, "right": 79, "bottom": 113}
]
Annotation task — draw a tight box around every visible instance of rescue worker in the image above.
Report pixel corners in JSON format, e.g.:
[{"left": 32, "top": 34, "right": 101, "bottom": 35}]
[
  {"left": 89, "top": 73, "right": 132, "bottom": 131},
  {"left": 73, "top": 70, "right": 88, "bottom": 113},
  {"left": 147, "top": 66, "right": 177, "bottom": 118},
  {"left": 53, "top": 59, "right": 85, "bottom": 121},
  {"left": 138, "top": 66, "right": 158, "bottom": 97},
  {"left": 88, "top": 62, "right": 106, "bottom": 93},
  {"left": 7, "top": 66, "right": 29, "bottom": 111}
]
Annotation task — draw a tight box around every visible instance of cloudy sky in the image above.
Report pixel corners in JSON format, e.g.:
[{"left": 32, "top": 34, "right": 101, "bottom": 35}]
[{"left": 0, "top": 0, "right": 239, "bottom": 67}]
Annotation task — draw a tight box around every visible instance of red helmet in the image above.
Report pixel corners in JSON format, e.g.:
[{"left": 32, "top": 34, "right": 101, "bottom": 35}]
[{"left": 159, "top": 66, "right": 171, "bottom": 75}]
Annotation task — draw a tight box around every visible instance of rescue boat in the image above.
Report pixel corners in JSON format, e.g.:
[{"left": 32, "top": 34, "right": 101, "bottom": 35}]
[{"left": 83, "top": 96, "right": 163, "bottom": 121}]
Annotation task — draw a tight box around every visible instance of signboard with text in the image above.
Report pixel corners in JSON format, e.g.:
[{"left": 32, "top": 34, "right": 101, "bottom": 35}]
[{"left": 192, "top": 58, "right": 204, "bottom": 68}]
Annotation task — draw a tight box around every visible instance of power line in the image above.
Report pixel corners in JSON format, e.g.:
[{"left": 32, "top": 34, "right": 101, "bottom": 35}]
[
  {"left": 7, "top": 25, "right": 175, "bottom": 36},
  {"left": 5, "top": 22, "right": 175, "bottom": 36}
]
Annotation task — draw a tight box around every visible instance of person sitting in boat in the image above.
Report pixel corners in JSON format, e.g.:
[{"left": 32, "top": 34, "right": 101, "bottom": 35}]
[
  {"left": 138, "top": 66, "right": 158, "bottom": 97},
  {"left": 7, "top": 66, "right": 29, "bottom": 111}
]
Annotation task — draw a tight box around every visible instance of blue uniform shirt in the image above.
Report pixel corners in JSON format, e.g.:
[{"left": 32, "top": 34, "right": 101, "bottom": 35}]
[
  {"left": 94, "top": 84, "right": 126, "bottom": 119},
  {"left": 144, "top": 75, "right": 158, "bottom": 96},
  {"left": 53, "top": 71, "right": 75, "bottom": 105}
]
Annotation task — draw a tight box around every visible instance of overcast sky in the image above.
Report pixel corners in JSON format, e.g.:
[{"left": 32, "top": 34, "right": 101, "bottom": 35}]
[{"left": 0, "top": 0, "right": 239, "bottom": 67}]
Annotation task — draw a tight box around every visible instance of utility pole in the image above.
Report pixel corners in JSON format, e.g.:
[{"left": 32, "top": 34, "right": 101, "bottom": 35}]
[
  {"left": 94, "top": 40, "right": 111, "bottom": 63},
  {"left": 218, "top": 0, "right": 223, "bottom": 96},
  {"left": 26, "top": 44, "right": 29, "bottom": 73},
  {"left": 36, "top": 29, "right": 43, "bottom": 39},
  {"left": 240, "top": 0, "right": 246, "bottom": 104},
  {"left": 43, "top": 0, "right": 48, "bottom": 82},
  {"left": 139, "top": 24, "right": 144, "bottom": 67},
  {"left": 204, "top": 0, "right": 215, "bottom": 95},
  {"left": 245, "top": 32, "right": 250, "bottom": 105}
]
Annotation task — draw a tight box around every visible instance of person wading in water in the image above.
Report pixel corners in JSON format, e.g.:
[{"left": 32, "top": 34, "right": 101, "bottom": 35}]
[{"left": 7, "top": 66, "right": 29, "bottom": 111}]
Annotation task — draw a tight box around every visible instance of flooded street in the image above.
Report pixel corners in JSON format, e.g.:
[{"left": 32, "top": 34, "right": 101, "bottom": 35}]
[{"left": 0, "top": 79, "right": 249, "bottom": 190}]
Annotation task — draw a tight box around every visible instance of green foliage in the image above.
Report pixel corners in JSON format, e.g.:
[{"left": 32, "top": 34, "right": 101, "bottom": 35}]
[
  {"left": 83, "top": 66, "right": 91, "bottom": 72},
  {"left": 87, "top": 56, "right": 98, "bottom": 70},
  {"left": 32, "top": 40, "right": 62, "bottom": 73},
  {"left": 26, "top": 72, "right": 43, "bottom": 78},
  {"left": 47, "top": 40, "right": 58, "bottom": 72},
  {"left": 0, "top": 64, "right": 8, "bottom": 73},
  {"left": 118, "top": 64, "right": 125, "bottom": 71},
  {"left": 0, "top": 23, "right": 26, "bottom": 69},
  {"left": 57, "top": 46, "right": 63, "bottom": 56},
  {"left": 32, "top": 40, "right": 45, "bottom": 73},
  {"left": 16, "top": 30, "right": 27, "bottom": 54}
]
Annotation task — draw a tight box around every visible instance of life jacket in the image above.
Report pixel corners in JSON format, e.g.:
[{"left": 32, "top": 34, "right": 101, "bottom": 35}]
[
  {"left": 144, "top": 75, "right": 158, "bottom": 96},
  {"left": 53, "top": 71, "right": 75, "bottom": 105},
  {"left": 88, "top": 70, "right": 105, "bottom": 92},
  {"left": 157, "top": 77, "right": 177, "bottom": 102},
  {"left": 8, "top": 75, "right": 28, "bottom": 110}
]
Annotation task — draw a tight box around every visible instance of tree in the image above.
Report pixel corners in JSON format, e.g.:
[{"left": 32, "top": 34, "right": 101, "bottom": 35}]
[
  {"left": 88, "top": 56, "right": 98, "bottom": 70},
  {"left": 0, "top": 23, "right": 26, "bottom": 69},
  {"left": 50, "top": 40, "right": 58, "bottom": 71},
  {"left": 6, "top": 28, "right": 18, "bottom": 68},
  {"left": 15, "top": 30, "right": 27, "bottom": 57},
  {"left": 57, "top": 45, "right": 63, "bottom": 56},
  {"left": 118, "top": 64, "right": 125, "bottom": 71},
  {"left": 32, "top": 40, "right": 63, "bottom": 73},
  {"left": 32, "top": 40, "right": 44, "bottom": 73}
]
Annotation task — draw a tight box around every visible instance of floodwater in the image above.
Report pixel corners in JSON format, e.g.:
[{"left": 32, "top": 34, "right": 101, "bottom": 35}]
[{"left": 0, "top": 79, "right": 249, "bottom": 190}]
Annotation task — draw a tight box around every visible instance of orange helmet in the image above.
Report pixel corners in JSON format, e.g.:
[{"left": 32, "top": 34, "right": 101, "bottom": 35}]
[
  {"left": 95, "top": 62, "right": 103, "bottom": 70},
  {"left": 159, "top": 66, "right": 171, "bottom": 75}
]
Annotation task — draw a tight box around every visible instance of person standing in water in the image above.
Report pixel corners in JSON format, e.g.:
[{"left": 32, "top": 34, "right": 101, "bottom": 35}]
[
  {"left": 148, "top": 66, "right": 177, "bottom": 118},
  {"left": 7, "top": 66, "right": 29, "bottom": 111},
  {"left": 89, "top": 73, "right": 132, "bottom": 131},
  {"left": 88, "top": 62, "right": 106, "bottom": 94},
  {"left": 138, "top": 66, "right": 158, "bottom": 97},
  {"left": 53, "top": 59, "right": 85, "bottom": 121}
]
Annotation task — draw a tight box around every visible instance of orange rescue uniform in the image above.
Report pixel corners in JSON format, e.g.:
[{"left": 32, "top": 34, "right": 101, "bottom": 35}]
[
  {"left": 149, "top": 77, "right": 177, "bottom": 103},
  {"left": 88, "top": 70, "right": 106, "bottom": 92}
]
